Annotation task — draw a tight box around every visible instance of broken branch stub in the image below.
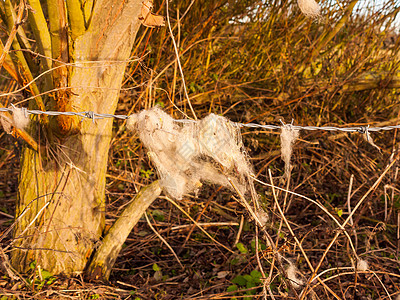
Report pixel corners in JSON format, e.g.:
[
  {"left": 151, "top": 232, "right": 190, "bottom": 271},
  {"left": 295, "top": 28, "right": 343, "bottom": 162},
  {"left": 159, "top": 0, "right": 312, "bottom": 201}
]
[{"left": 86, "top": 180, "right": 161, "bottom": 281}]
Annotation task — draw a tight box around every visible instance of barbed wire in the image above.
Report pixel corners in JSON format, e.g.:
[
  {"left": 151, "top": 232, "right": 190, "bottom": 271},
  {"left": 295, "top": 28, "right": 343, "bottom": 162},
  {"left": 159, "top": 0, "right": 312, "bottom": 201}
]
[{"left": 1, "top": 106, "right": 400, "bottom": 135}]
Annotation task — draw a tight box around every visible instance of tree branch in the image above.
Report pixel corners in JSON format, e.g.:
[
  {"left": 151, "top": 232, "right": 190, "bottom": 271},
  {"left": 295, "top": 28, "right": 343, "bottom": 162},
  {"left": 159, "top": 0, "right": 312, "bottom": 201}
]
[
  {"left": 86, "top": 181, "right": 162, "bottom": 281},
  {"left": 47, "top": 0, "right": 68, "bottom": 62},
  {"left": 80, "top": 0, "right": 94, "bottom": 28},
  {"left": 66, "top": 0, "right": 86, "bottom": 40},
  {"left": 0, "top": 0, "right": 24, "bottom": 74},
  {"left": 0, "top": 39, "right": 19, "bottom": 82},
  {"left": 26, "top": 0, "right": 53, "bottom": 82},
  {"left": 1, "top": 0, "right": 47, "bottom": 114}
]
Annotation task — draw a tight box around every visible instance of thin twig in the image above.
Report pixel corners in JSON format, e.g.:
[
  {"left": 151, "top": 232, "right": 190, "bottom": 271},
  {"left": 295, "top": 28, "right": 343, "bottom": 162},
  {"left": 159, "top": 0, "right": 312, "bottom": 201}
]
[
  {"left": 165, "top": 0, "right": 197, "bottom": 120},
  {"left": 300, "top": 156, "right": 398, "bottom": 299},
  {"left": 145, "top": 212, "right": 184, "bottom": 269},
  {"left": 163, "top": 196, "right": 234, "bottom": 254}
]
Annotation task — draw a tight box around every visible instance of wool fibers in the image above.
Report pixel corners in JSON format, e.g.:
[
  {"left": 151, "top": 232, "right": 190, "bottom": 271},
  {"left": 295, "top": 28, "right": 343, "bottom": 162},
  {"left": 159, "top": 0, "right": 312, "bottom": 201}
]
[
  {"left": 11, "top": 106, "right": 30, "bottom": 130},
  {"left": 297, "top": 0, "right": 321, "bottom": 18},
  {"left": 286, "top": 263, "right": 304, "bottom": 289},
  {"left": 128, "top": 107, "right": 254, "bottom": 200},
  {"left": 280, "top": 125, "right": 300, "bottom": 179},
  {"left": 357, "top": 259, "right": 369, "bottom": 271},
  {"left": 0, "top": 115, "right": 12, "bottom": 134}
]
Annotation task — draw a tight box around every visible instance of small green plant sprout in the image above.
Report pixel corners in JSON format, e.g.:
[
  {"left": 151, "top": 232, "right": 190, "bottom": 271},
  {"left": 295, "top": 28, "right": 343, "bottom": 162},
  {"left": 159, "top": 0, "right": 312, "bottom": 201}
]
[
  {"left": 227, "top": 269, "right": 263, "bottom": 299},
  {"left": 27, "top": 261, "right": 56, "bottom": 290},
  {"left": 152, "top": 263, "right": 163, "bottom": 281},
  {"left": 155, "top": 101, "right": 165, "bottom": 108},
  {"left": 151, "top": 209, "right": 165, "bottom": 221},
  {"left": 250, "top": 239, "right": 267, "bottom": 254},
  {"left": 140, "top": 168, "right": 154, "bottom": 178},
  {"left": 335, "top": 207, "right": 343, "bottom": 217},
  {"left": 235, "top": 242, "right": 248, "bottom": 254}
]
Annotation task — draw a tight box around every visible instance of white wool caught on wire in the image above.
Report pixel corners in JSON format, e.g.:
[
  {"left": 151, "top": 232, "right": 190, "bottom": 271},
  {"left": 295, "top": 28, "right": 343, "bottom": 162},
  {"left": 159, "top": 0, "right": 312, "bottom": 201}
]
[
  {"left": 297, "top": 0, "right": 321, "bottom": 18},
  {"left": 280, "top": 123, "right": 300, "bottom": 179},
  {"left": 127, "top": 107, "right": 254, "bottom": 200},
  {"left": 11, "top": 105, "right": 30, "bottom": 130},
  {"left": 286, "top": 263, "right": 304, "bottom": 289},
  {"left": 0, "top": 106, "right": 30, "bottom": 133},
  {"left": 361, "top": 127, "right": 381, "bottom": 152}
]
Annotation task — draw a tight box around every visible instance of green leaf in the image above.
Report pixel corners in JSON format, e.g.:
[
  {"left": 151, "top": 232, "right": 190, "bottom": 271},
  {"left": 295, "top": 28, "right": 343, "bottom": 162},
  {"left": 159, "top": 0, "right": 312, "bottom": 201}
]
[
  {"left": 227, "top": 284, "right": 238, "bottom": 292},
  {"left": 250, "top": 270, "right": 262, "bottom": 283},
  {"left": 47, "top": 276, "right": 56, "bottom": 285},
  {"left": 236, "top": 242, "right": 248, "bottom": 254},
  {"left": 243, "top": 274, "right": 253, "bottom": 282},
  {"left": 29, "top": 261, "right": 36, "bottom": 269},
  {"left": 337, "top": 208, "right": 343, "bottom": 217},
  {"left": 250, "top": 240, "right": 256, "bottom": 252},
  {"left": 246, "top": 280, "right": 256, "bottom": 289},
  {"left": 152, "top": 263, "right": 160, "bottom": 272},
  {"left": 152, "top": 209, "right": 165, "bottom": 222},
  {"left": 40, "top": 270, "right": 53, "bottom": 280},
  {"left": 243, "top": 221, "right": 251, "bottom": 232},
  {"left": 155, "top": 101, "right": 165, "bottom": 108},
  {"left": 232, "top": 275, "right": 246, "bottom": 286}
]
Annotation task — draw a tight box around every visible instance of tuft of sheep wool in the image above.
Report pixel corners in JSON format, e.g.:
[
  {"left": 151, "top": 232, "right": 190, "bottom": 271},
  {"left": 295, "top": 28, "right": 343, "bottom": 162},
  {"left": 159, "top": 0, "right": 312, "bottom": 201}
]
[
  {"left": 362, "top": 131, "right": 381, "bottom": 153},
  {"left": 280, "top": 125, "right": 300, "bottom": 179},
  {"left": 126, "top": 114, "right": 138, "bottom": 132},
  {"left": 197, "top": 114, "right": 253, "bottom": 178},
  {"left": 127, "top": 107, "right": 254, "bottom": 200},
  {"left": 0, "top": 115, "right": 13, "bottom": 134},
  {"left": 255, "top": 209, "right": 269, "bottom": 226},
  {"left": 356, "top": 259, "right": 368, "bottom": 272},
  {"left": 11, "top": 106, "right": 30, "bottom": 130},
  {"left": 287, "top": 263, "right": 304, "bottom": 289},
  {"left": 297, "top": 0, "right": 321, "bottom": 18}
]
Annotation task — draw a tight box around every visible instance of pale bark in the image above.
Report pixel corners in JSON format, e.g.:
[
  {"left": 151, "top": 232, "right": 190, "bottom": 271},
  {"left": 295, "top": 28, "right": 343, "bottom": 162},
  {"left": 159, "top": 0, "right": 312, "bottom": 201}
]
[
  {"left": 87, "top": 181, "right": 162, "bottom": 281},
  {"left": 11, "top": 0, "right": 143, "bottom": 275}
]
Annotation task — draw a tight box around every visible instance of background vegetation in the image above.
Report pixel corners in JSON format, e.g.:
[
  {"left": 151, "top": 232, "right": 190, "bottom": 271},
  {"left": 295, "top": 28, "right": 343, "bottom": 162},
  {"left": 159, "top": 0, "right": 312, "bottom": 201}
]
[{"left": 1, "top": 0, "right": 400, "bottom": 298}]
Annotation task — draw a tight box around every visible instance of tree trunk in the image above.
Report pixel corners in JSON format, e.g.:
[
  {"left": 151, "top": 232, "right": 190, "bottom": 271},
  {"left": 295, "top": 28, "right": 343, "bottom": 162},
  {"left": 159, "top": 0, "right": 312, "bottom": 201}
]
[{"left": 11, "top": 0, "right": 143, "bottom": 275}]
